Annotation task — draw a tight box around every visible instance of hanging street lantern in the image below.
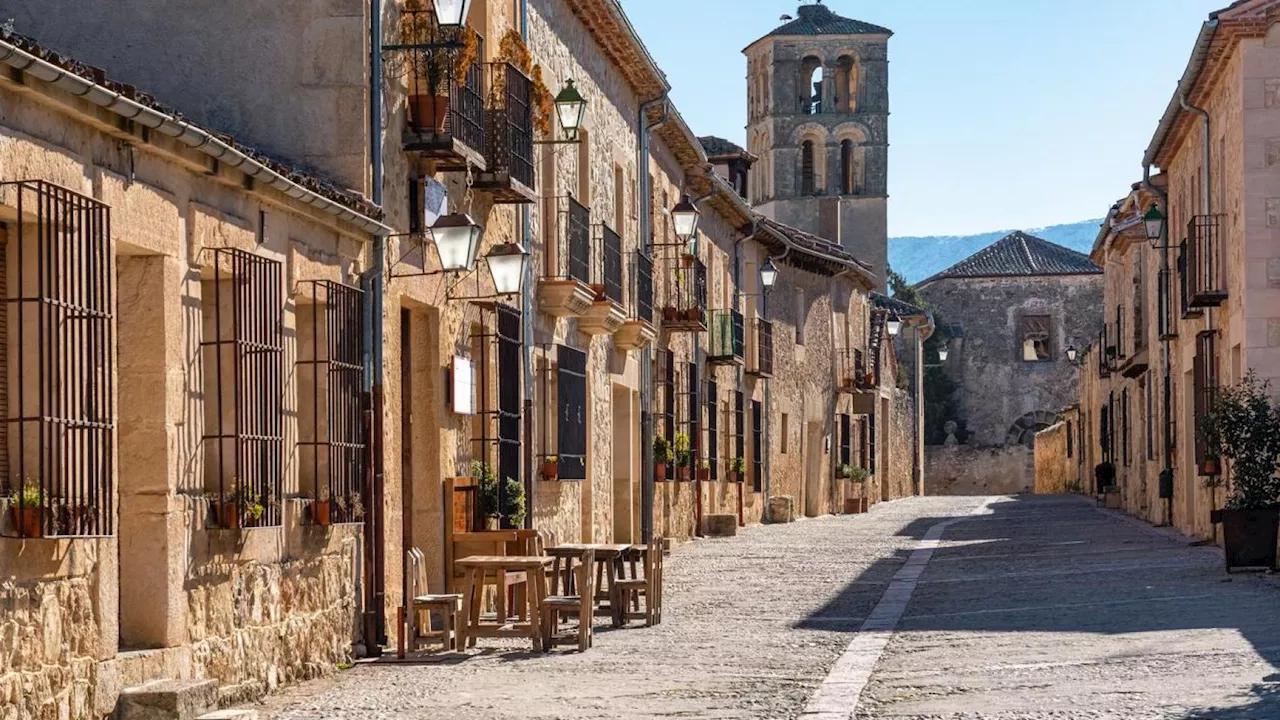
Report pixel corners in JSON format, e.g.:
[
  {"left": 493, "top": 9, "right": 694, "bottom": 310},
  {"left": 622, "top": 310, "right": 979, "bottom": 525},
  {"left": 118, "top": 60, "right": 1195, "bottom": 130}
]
[
  {"left": 887, "top": 315, "right": 902, "bottom": 337},
  {"left": 432, "top": 0, "right": 473, "bottom": 29},
  {"left": 1066, "top": 345, "right": 1079, "bottom": 363},
  {"left": 760, "top": 258, "right": 779, "bottom": 290},
  {"left": 672, "top": 194, "right": 701, "bottom": 256},
  {"left": 1143, "top": 202, "right": 1167, "bottom": 245},
  {"left": 430, "top": 212, "right": 484, "bottom": 272},
  {"left": 938, "top": 344, "right": 950, "bottom": 362},
  {"left": 485, "top": 243, "right": 529, "bottom": 296},
  {"left": 554, "top": 80, "right": 588, "bottom": 140}
]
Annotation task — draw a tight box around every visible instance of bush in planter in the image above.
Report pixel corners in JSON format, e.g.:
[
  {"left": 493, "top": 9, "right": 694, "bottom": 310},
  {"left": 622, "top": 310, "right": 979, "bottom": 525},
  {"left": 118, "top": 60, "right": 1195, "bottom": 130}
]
[
  {"left": 1197, "top": 372, "right": 1280, "bottom": 569},
  {"left": 727, "top": 456, "right": 746, "bottom": 482},
  {"left": 472, "top": 461, "right": 526, "bottom": 529},
  {"left": 837, "top": 463, "right": 854, "bottom": 480},
  {"left": 8, "top": 480, "right": 44, "bottom": 538},
  {"left": 653, "top": 437, "right": 673, "bottom": 481},
  {"left": 847, "top": 466, "right": 870, "bottom": 484},
  {"left": 696, "top": 459, "right": 711, "bottom": 482},
  {"left": 541, "top": 455, "right": 559, "bottom": 481},
  {"left": 674, "top": 432, "right": 692, "bottom": 481}
]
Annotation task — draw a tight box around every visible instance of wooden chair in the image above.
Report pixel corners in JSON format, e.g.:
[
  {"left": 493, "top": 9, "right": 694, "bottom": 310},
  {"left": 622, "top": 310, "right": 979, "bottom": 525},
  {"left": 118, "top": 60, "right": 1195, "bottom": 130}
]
[
  {"left": 540, "top": 548, "right": 595, "bottom": 652},
  {"left": 406, "top": 548, "right": 463, "bottom": 651},
  {"left": 616, "top": 537, "right": 664, "bottom": 626}
]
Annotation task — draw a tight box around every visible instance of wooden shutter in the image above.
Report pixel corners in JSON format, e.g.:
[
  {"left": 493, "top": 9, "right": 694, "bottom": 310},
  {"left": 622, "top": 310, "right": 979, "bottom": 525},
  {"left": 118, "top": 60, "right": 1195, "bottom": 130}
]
[{"left": 557, "top": 345, "right": 587, "bottom": 481}]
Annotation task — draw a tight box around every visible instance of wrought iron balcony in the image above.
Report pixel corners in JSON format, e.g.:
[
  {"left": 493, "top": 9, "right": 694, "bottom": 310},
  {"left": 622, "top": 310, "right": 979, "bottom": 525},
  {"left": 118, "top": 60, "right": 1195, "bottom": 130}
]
[
  {"left": 661, "top": 257, "right": 707, "bottom": 332},
  {"left": 579, "top": 223, "right": 626, "bottom": 336},
  {"left": 1186, "top": 215, "right": 1227, "bottom": 308},
  {"left": 746, "top": 318, "right": 774, "bottom": 378},
  {"left": 538, "top": 196, "right": 594, "bottom": 318},
  {"left": 836, "top": 348, "right": 876, "bottom": 414},
  {"left": 1158, "top": 269, "right": 1178, "bottom": 340},
  {"left": 707, "top": 309, "right": 745, "bottom": 366},
  {"left": 616, "top": 251, "right": 655, "bottom": 351},
  {"left": 399, "top": 26, "right": 486, "bottom": 171},
  {"left": 474, "top": 62, "right": 536, "bottom": 204}
]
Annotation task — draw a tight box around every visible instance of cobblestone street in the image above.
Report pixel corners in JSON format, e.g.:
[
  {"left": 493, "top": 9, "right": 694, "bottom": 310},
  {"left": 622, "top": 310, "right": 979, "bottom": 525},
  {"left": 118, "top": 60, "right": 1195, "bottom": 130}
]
[{"left": 253, "top": 496, "right": 1280, "bottom": 719}]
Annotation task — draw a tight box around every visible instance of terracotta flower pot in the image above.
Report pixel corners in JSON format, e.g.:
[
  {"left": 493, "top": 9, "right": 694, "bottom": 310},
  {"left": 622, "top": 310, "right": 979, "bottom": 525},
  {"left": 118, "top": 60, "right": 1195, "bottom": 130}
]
[
  {"left": 12, "top": 505, "right": 43, "bottom": 538},
  {"left": 654, "top": 464, "right": 668, "bottom": 482},
  {"left": 313, "top": 500, "right": 333, "bottom": 526},
  {"left": 681, "top": 254, "right": 695, "bottom": 267},
  {"left": 696, "top": 468, "right": 711, "bottom": 482},
  {"left": 727, "top": 471, "right": 742, "bottom": 484},
  {"left": 1200, "top": 457, "right": 1220, "bottom": 476},
  {"left": 409, "top": 94, "right": 450, "bottom": 133},
  {"left": 542, "top": 461, "right": 559, "bottom": 481},
  {"left": 215, "top": 502, "right": 243, "bottom": 530},
  {"left": 677, "top": 467, "right": 692, "bottom": 482},
  {"left": 662, "top": 307, "right": 678, "bottom": 322},
  {"left": 685, "top": 308, "right": 701, "bottom": 323}
]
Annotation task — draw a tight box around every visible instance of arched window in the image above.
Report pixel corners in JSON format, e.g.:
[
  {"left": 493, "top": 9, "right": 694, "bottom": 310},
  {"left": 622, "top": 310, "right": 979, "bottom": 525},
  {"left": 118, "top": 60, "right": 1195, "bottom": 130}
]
[
  {"left": 800, "top": 56, "right": 823, "bottom": 115},
  {"left": 835, "top": 55, "right": 859, "bottom": 112},
  {"left": 801, "top": 140, "right": 816, "bottom": 195},
  {"left": 840, "top": 140, "right": 857, "bottom": 195}
]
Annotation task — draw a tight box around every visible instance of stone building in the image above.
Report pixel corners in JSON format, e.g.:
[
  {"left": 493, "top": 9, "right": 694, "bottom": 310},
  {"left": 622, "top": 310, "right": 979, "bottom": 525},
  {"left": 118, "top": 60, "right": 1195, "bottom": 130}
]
[
  {"left": 744, "top": 1, "right": 891, "bottom": 288},
  {"left": 917, "top": 231, "right": 1103, "bottom": 495},
  {"left": 0, "top": 28, "right": 387, "bottom": 719},
  {"left": 1045, "top": 0, "right": 1280, "bottom": 541}
]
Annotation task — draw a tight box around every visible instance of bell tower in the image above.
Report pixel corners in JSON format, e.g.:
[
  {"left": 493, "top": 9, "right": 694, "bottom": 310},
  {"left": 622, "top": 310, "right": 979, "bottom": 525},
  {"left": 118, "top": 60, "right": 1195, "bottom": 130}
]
[{"left": 744, "top": 1, "right": 891, "bottom": 288}]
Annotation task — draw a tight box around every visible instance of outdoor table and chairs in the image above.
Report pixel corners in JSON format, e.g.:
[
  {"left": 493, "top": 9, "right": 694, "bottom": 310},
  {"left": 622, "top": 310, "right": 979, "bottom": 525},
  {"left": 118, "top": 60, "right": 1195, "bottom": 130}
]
[
  {"left": 455, "top": 554, "right": 554, "bottom": 651},
  {"left": 544, "top": 542, "right": 634, "bottom": 626}
]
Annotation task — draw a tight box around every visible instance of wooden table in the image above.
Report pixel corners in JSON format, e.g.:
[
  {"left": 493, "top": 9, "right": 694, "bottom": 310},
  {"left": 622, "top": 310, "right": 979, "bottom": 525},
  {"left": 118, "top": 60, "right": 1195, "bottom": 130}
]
[
  {"left": 544, "top": 543, "right": 634, "bottom": 627},
  {"left": 455, "top": 555, "right": 553, "bottom": 650}
]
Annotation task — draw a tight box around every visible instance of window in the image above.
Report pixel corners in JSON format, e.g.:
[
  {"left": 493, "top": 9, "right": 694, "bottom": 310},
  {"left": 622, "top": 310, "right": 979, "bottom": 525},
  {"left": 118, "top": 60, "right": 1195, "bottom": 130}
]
[
  {"left": 1020, "top": 315, "right": 1051, "bottom": 362},
  {"left": 801, "top": 140, "right": 816, "bottom": 195},
  {"left": 840, "top": 140, "right": 857, "bottom": 195},
  {"left": 781, "top": 413, "right": 790, "bottom": 454},
  {"left": 835, "top": 55, "right": 858, "bottom": 112},
  {"left": 706, "top": 380, "right": 718, "bottom": 481},
  {"left": 0, "top": 181, "right": 114, "bottom": 538},
  {"left": 202, "top": 248, "right": 284, "bottom": 528},
  {"left": 613, "top": 164, "right": 625, "bottom": 235},
  {"left": 655, "top": 349, "right": 676, "bottom": 479},
  {"left": 297, "top": 281, "right": 366, "bottom": 525},
  {"left": 683, "top": 362, "right": 700, "bottom": 477},
  {"left": 1193, "top": 331, "right": 1219, "bottom": 470},
  {"left": 1066, "top": 420, "right": 1074, "bottom": 458},
  {"left": 839, "top": 413, "right": 852, "bottom": 466},
  {"left": 733, "top": 391, "right": 746, "bottom": 479},
  {"left": 800, "top": 56, "right": 823, "bottom": 114},
  {"left": 556, "top": 345, "right": 588, "bottom": 481},
  {"left": 751, "top": 400, "right": 764, "bottom": 492},
  {"left": 867, "top": 413, "right": 877, "bottom": 474},
  {"left": 1121, "top": 388, "right": 1130, "bottom": 467}
]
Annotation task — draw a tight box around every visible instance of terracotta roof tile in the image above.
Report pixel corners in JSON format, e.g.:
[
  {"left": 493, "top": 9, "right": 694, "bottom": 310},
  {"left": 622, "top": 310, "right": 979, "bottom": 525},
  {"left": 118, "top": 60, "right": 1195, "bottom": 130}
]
[
  {"left": 919, "top": 231, "right": 1101, "bottom": 284},
  {"left": 763, "top": 3, "right": 892, "bottom": 39}
]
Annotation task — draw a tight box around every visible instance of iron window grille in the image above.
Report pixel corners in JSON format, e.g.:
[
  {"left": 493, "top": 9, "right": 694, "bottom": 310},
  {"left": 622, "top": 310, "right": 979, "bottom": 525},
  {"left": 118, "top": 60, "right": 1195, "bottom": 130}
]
[
  {"left": 1121, "top": 388, "right": 1130, "bottom": 467},
  {"left": 678, "top": 362, "right": 701, "bottom": 479},
  {"left": 555, "top": 345, "right": 587, "bottom": 481},
  {"left": 708, "top": 309, "right": 745, "bottom": 363},
  {"left": 1193, "top": 330, "right": 1219, "bottom": 473},
  {"left": 748, "top": 318, "right": 774, "bottom": 377},
  {"left": 1158, "top": 269, "right": 1177, "bottom": 339},
  {"left": 1186, "top": 215, "right": 1227, "bottom": 308},
  {"left": 472, "top": 305, "right": 523, "bottom": 514},
  {"left": 706, "top": 380, "right": 718, "bottom": 481},
  {"left": 480, "top": 62, "right": 536, "bottom": 194},
  {"left": 1066, "top": 419, "right": 1074, "bottom": 459},
  {"left": 547, "top": 196, "right": 591, "bottom": 285},
  {"left": 397, "top": 20, "right": 486, "bottom": 163},
  {"left": 1132, "top": 273, "right": 1145, "bottom": 353},
  {"left": 296, "top": 281, "right": 367, "bottom": 525},
  {"left": 751, "top": 400, "right": 764, "bottom": 492},
  {"left": 598, "top": 223, "right": 624, "bottom": 304},
  {"left": 867, "top": 412, "right": 877, "bottom": 475},
  {"left": 1177, "top": 240, "right": 1204, "bottom": 320},
  {"left": 655, "top": 349, "right": 676, "bottom": 480},
  {"left": 732, "top": 390, "right": 746, "bottom": 482},
  {"left": 662, "top": 256, "right": 707, "bottom": 330},
  {"left": 839, "top": 414, "right": 852, "bottom": 467},
  {"left": 201, "top": 248, "right": 284, "bottom": 529},
  {"left": 0, "top": 180, "right": 114, "bottom": 539},
  {"left": 1114, "top": 307, "right": 1126, "bottom": 361},
  {"left": 631, "top": 251, "right": 654, "bottom": 324},
  {"left": 859, "top": 418, "right": 870, "bottom": 471}
]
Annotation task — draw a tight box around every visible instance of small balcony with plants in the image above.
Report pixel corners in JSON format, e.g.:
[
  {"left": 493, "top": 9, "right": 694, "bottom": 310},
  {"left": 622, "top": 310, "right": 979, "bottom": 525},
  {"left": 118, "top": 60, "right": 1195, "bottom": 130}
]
[
  {"left": 473, "top": 30, "right": 548, "bottom": 204},
  {"left": 616, "top": 251, "right": 656, "bottom": 351},
  {"left": 707, "top": 309, "right": 745, "bottom": 366},
  {"left": 392, "top": 4, "right": 487, "bottom": 171},
  {"left": 661, "top": 256, "right": 708, "bottom": 332},
  {"left": 745, "top": 318, "right": 774, "bottom": 378},
  {"left": 578, "top": 223, "right": 627, "bottom": 336},
  {"left": 837, "top": 348, "right": 877, "bottom": 414},
  {"left": 538, "top": 196, "right": 595, "bottom": 318}
]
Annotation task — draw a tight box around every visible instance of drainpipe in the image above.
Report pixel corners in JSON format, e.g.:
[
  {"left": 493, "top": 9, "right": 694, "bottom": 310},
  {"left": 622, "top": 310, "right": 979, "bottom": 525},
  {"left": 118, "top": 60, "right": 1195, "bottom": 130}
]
[
  {"left": 1141, "top": 163, "right": 1173, "bottom": 526},
  {"left": 520, "top": 0, "right": 537, "bottom": 530},
  {"left": 638, "top": 93, "right": 669, "bottom": 543}
]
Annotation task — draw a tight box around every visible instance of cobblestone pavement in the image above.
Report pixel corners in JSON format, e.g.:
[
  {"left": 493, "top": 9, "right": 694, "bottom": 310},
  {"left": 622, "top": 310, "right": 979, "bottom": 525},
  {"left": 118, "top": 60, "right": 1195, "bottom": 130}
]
[{"left": 253, "top": 495, "right": 1280, "bottom": 719}]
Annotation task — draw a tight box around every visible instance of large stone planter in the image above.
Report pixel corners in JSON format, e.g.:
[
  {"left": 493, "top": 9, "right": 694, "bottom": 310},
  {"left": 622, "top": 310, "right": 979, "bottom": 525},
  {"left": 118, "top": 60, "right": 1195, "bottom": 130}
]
[
  {"left": 703, "top": 514, "right": 737, "bottom": 537},
  {"left": 767, "top": 495, "right": 795, "bottom": 524}
]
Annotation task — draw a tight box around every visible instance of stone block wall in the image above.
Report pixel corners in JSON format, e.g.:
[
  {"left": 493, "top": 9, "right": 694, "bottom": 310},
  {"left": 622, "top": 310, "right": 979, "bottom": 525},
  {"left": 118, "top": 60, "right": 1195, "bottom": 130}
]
[
  {"left": 1034, "top": 422, "right": 1071, "bottom": 494},
  {"left": 926, "top": 445, "right": 1034, "bottom": 496},
  {"left": 885, "top": 388, "right": 916, "bottom": 501}
]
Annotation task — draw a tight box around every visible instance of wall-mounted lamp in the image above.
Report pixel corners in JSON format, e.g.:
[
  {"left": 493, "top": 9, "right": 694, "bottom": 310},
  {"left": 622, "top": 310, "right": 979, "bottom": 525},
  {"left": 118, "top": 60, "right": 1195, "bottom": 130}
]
[
  {"left": 938, "top": 344, "right": 950, "bottom": 362},
  {"left": 535, "top": 80, "right": 589, "bottom": 145},
  {"left": 433, "top": 0, "right": 473, "bottom": 29},
  {"left": 1143, "top": 203, "right": 1166, "bottom": 245},
  {"left": 887, "top": 315, "right": 902, "bottom": 337},
  {"left": 484, "top": 242, "right": 529, "bottom": 296},
  {"left": 672, "top": 195, "right": 701, "bottom": 257},
  {"left": 760, "top": 258, "right": 779, "bottom": 291}
]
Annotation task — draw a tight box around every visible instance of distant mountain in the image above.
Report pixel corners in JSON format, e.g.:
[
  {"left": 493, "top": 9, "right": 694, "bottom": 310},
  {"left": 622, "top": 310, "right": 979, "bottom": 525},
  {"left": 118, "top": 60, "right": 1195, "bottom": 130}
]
[{"left": 889, "top": 219, "right": 1103, "bottom": 284}]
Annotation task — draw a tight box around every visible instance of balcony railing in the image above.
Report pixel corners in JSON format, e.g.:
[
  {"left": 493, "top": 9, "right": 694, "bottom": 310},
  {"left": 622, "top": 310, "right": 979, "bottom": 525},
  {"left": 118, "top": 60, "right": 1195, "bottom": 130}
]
[
  {"left": 662, "top": 257, "right": 707, "bottom": 331},
  {"left": 474, "top": 62, "right": 536, "bottom": 203},
  {"left": 400, "top": 26, "right": 486, "bottom": 170},
  {"left": 747, "top": 319, "right": 774, "bottom": 378},
  {"left": 537, "top": 197, "right": 594, "bottom": 319},
  {"left": 707, "top": 309, "right": 745, "bottom": 365},
  {"left": 598, "top": 224, "right": 623, "bottom": 305},
  {"left": 566, "top": 198, "right": 590, "bottom": 284},
  {"left": 1158, "top": 269, "right": 1177, "bottom": 339},
  {"left": 1186, "top": 215, "right": 1227, "bottom": 308},
  {"left": 1098, "top": 327, "right": 1113, "bottom": 378},
  {"left": 632, "top": 251, "right": 653, "bottom": 324}
]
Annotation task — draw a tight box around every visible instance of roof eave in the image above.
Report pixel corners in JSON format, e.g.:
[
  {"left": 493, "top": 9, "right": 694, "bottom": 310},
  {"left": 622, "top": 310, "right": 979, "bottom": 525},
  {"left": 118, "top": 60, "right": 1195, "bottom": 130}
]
[{"left": 1143, "top": 18, "right": 1219, "bottom": 168}]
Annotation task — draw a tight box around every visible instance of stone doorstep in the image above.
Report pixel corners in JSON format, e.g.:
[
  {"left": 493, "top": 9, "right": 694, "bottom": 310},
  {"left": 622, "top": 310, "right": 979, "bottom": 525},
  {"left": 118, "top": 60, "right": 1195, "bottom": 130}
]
[{"left": 116, "top": 678, "right": 218, "bottom": 720}]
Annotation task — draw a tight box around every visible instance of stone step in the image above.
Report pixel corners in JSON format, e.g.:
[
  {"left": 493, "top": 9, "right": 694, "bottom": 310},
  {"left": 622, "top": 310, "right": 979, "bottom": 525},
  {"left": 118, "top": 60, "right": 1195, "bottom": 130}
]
[
  {"left": 115, "top": 678, "right": 218, "bottom": 720},
  {"left": 196, "top": 711, "right": 260, "bottom": 720}
]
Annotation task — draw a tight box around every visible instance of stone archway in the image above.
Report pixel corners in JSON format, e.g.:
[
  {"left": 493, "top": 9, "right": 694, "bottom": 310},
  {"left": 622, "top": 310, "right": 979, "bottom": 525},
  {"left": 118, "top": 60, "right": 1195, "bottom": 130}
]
[{"left": 1006, "top": 410, "right": 1061, "bottom": 448}]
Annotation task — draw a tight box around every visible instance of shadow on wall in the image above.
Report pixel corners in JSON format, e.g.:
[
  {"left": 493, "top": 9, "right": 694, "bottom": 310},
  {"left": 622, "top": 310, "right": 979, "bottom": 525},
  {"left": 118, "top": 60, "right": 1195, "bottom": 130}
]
[
  {"left": 795, "top": 496, "right": 1280, "bottom": 719},
  {"left": 924, "top": 444, "right": 1033, "bottom": 496}
]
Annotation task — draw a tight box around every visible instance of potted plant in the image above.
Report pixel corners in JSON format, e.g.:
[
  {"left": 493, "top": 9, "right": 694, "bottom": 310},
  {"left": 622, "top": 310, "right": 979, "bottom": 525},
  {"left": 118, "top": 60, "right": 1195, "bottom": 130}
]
[
  {"left": 1197, "top": 372, "right": 1280, "bottom": 571},
  {"left": 214, "top": 481, "right": 265, "bottom": 530},
  {"left": 653, "top": 437, "right": 673, "bottom": 481},
  {"left": 8, "top": 480, "right": 44, "bottom": 538},
  {"left": 846, "top": 466, "right": 870, "bottom": 513},
  {"left": 685, "top": 307, "right": 702, "bottom": 324},
  {"left": 696, "top": 459, "right": 711, "bottom": 482},
  {"left": 837, "top": 463, "right": 854, "bottom": 480},
  {"left": 542, "top": 455, "right": 560, "bottom": 481},
  {"left": 312, "top": 495, "right": 333, "bottom": 527},
  {"left": 473, "top": 461, "right": 527, "bottom": 530},
  {"left": 662, "top": 307, "right": 678, "bottom": 323},
  {"left": 727, "top": 456, "right": 745, "bottom": 483},
  {"left": 674, "top": 432, "right": 692, "bottom": 482}
]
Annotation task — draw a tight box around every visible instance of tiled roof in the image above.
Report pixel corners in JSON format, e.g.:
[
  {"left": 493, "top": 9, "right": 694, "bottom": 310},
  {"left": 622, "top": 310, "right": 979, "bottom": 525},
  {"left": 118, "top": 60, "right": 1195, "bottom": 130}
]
[
  {"left": 870, "top": 292, "right": 926, "bottom": 318},
  {"left": 698, "top": 136, "right": 746, "bottom": 158},
  {"left": 764, "top": 3, "right": 892, "bottom": 38},
  {"left": 755, "top": 217, "right": 875, "bottom": 280},
  {"left": 918, "top": 231, "right": 1102, "bottom": 285},
  {"left": 0, "top": 28, "right": 384, "bottom": 222}
]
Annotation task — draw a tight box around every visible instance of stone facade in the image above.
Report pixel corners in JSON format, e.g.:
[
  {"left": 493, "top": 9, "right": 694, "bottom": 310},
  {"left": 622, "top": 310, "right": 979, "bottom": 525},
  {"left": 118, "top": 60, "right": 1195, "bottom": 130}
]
[
  {"left": 918, "top": 266, "right": 1103, "bottom": 495},
  {"left": 0, "top": 33, "right": 379, "bottom": 719},
  {"left": 745, "top": 2, "right": 890, "bottom": 289}
]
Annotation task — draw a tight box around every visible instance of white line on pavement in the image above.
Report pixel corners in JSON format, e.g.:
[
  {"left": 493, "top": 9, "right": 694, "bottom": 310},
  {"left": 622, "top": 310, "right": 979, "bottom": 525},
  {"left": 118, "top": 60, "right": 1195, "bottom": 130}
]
[{"left": 800, "top": 499, "right": 996, "bottom": 720}]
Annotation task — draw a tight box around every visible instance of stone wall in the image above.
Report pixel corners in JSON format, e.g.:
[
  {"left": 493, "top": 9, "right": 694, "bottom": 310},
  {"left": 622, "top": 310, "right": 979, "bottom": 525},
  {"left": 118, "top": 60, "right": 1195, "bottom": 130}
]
[
  {"left": 1034, "top": 422, "right": 1071, "bottom": 494},
  {"left": 925, "top": 445, "right": 1034, "bottom": 496},
  {"left": 886, "top": 388, "right": 916, "bottom": 501}
]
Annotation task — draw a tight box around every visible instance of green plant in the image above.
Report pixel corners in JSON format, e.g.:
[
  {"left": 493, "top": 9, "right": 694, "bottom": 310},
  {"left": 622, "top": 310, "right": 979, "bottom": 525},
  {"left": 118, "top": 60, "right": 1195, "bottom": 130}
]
[
  {"left": 847, "top": 466, "right": 870, "bottom": 484},
  {"left": 674, "top": 432, "right": 692, "bottom": 467},
  {"left": 653, "top": 436, "right": 673, "bottom": 466},
  {"left": 728, "top": 457, "right": 746, "bottom": 474},
  {"left": 472, "top": 461, "right": 526, "bottom": 527},
  {"left": 837, "top": 463, "right": 854, "bottom": 479},
  {"left": 8, "top": 478, "right": 42, "bottom": 507},
  {"left": 1197, "top": 371, "right": 1280, "bottom": 510}
]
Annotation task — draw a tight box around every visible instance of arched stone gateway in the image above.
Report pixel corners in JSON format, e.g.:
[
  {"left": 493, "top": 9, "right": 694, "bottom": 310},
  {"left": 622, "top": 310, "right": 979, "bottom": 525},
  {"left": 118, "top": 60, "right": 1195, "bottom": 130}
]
[{"left": 1007, "top": 411, "right": 1062, "bottom": 447}]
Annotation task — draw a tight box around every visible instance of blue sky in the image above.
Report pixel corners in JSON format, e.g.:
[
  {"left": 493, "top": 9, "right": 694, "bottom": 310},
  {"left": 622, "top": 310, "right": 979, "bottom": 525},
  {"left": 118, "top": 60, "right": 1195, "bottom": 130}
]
[{"left": 622, "top": 0, "right": 1226, "bottom": 237}]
